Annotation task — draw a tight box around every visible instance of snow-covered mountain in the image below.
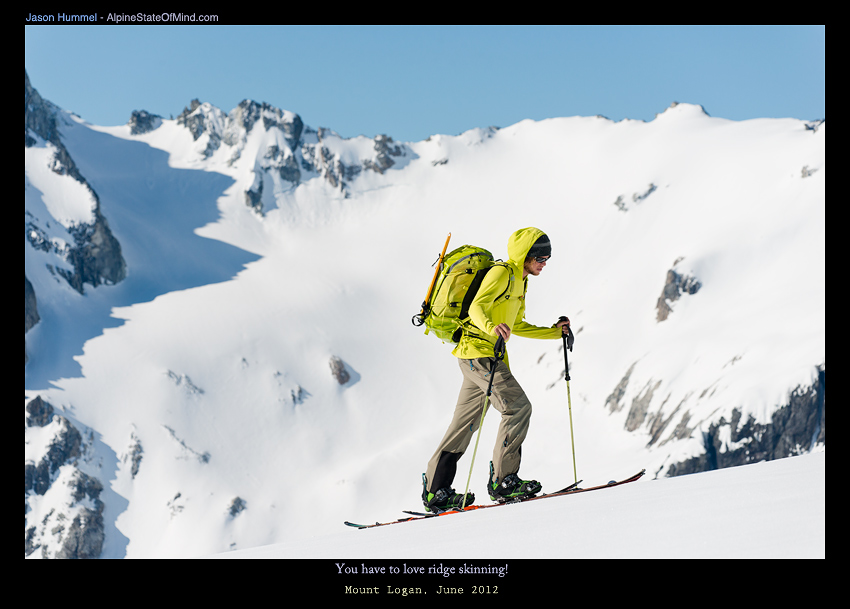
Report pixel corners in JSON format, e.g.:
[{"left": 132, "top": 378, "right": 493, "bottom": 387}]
[{"left": 24, "top": 70, "right": 825, "bottom": 559}]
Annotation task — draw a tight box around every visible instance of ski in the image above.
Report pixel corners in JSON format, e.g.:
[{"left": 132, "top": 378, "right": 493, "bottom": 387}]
[
  {"left": 344, "top": 470, "right": 644, "bottom": 529},
  {"left": 546, "top": 479, "right": 583, "bottom": 495},
  {"left": 526, "top": 472, "right": 640, "bottom": 501},
  {"left": 345, "top": 518, "right": 418, "bottom": 529}
]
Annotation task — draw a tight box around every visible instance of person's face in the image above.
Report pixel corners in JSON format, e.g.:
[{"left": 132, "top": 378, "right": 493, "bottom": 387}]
[{"left": 524, "top": 255, "right": 549, "bottom": 277}]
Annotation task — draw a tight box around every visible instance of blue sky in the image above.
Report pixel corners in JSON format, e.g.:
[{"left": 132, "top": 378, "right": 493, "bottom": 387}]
[{"left": 25, "top": 25, "right": 825, "bottom": 143}]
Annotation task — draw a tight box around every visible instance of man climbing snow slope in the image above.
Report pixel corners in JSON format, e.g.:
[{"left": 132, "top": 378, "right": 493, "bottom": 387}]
[{"left": 422, "top": 227, "right": 571, "bottom": 512}]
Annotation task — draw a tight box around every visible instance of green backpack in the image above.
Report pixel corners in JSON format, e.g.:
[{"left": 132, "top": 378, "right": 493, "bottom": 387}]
[{"left": 413, "top": 243, "right": 510, "bottom": 344}]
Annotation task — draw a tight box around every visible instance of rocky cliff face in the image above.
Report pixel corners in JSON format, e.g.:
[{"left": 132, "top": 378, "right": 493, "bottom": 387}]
[
  {"left": 25, "top": 396, "right": 106, "bottom": 559},
  {"left": 606, "top": 361, "right": 825, "bottom": 477},
  {"left": 25, "top": 70, "right": 128, "bottom": 364},
  {"left": 665, "top": 366, "right": 825, "bottom": 476},
  {"left": 25, "top": 276, "right": 39, "bottom": 364},
  {"left": 25, "top": 70, "right": 126, "bottom": 294}
]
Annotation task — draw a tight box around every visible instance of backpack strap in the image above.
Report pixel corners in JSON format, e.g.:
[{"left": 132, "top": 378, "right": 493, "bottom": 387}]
[{"left": 452, "top": 263, "right": 513, "bottom": 342}]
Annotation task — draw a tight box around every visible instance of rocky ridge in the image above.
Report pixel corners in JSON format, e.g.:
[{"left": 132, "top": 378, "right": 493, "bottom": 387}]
[{"left": 171, "top": 98, "right": 410, "bottom": 213}]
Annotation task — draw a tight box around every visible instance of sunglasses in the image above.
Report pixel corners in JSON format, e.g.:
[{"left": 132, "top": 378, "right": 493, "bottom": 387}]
[{"left": 534, "top": 256, "right": 551, "bottom": 263}]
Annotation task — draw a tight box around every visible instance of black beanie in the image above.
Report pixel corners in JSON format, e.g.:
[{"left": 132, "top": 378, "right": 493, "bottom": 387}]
[{"left": 527, "top": 234, "right": 551, "bottom": 259}]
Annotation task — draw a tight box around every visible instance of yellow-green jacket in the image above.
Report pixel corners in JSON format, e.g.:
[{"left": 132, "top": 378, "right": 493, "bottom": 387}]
[{"left": 452, "top": 227, "right": 562, "bottom": 366}]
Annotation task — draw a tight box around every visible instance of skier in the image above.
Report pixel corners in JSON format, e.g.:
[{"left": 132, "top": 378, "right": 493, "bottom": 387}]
[{"left": 422, "top": 227, "right": 571, "bottom": 512}]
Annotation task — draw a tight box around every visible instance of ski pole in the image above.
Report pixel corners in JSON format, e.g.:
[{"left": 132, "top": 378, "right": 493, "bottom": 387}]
[
  {"left": 461, "top": 335, "right": 506, "bottom": 509},
  {"left": 559, "top": 316, "right": 578, "bottom": 485}
]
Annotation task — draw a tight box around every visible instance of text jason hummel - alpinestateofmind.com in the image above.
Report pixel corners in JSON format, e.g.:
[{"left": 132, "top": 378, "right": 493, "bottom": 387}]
[{"left": 25, "top": 12, "right": 219, "bottom": 22}]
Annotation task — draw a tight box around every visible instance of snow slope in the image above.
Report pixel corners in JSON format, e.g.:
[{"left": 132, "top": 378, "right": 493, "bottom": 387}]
[
  {"left": 25, "top": 98, "right": 824, "bottom": 558},
  {"left": 212, "top": 451, "right": 825, "bottom": 560}
]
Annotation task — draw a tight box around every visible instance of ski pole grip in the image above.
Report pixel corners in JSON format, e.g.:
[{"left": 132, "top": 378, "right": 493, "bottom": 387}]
[
  {"left": 494, "top": 335, "right": 506, "bottom": 361},
  {"left": 558, "top": 317, "right": 572, "bottom": 382},
  {"left": 558, "top": 316, "right": 574, "bottom": 352}
]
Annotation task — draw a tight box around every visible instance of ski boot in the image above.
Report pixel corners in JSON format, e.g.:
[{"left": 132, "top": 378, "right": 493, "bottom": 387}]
[
  {"left": 421, "top": 474, "right": 474, "bottom": 513},
  {"left": 488, "top": 461, "right": 542, "bottom": 503}
]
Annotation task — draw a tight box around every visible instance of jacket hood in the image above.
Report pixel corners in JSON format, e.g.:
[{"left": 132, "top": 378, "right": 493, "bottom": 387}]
[{"left": 507, "top": 227, "right": 547, "bottom": 264}]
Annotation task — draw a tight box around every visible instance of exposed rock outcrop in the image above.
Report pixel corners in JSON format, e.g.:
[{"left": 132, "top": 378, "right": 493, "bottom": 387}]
[
  {"left": 25, "top": 70, "right": 127, "bottom": 296},
  {"left": 665, "top": 366, "right": 825, "bottom": 477},
  {"left": 228, "top": 496, "right": 247, "bottom": 518},
  {"left": 128, "top": 109, "right": 162, "bottom": 135},
  {"left": 25, "top": 275, "right": 39, "bottom": 364},
  {"left": 25, "top": 396, "right": 106, "bottom": 559},
  {"left": 656, "top": 258, "right": 702, "bottom": 322},
  {"left": 329, "top": 355, "right": 351, "bottom": 385}
]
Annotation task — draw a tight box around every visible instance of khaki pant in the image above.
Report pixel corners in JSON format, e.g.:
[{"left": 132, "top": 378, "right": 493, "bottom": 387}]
[{"left": 425, "top": 357, "right": 532, "bottom": 493}]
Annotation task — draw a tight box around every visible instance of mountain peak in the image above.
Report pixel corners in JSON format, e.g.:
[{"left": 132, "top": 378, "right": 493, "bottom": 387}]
[
  {"left": 173, "top": 98, "right": 303, "bottom": 144},
  {"left": 654, "top": 101, "right": 711, "bottom": 120},
  {"left": 128, "top": 110, "right": 162, "bottom": 135},
  {"left": 163, "top": 97, "right": 412, "bottom": 204}
]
